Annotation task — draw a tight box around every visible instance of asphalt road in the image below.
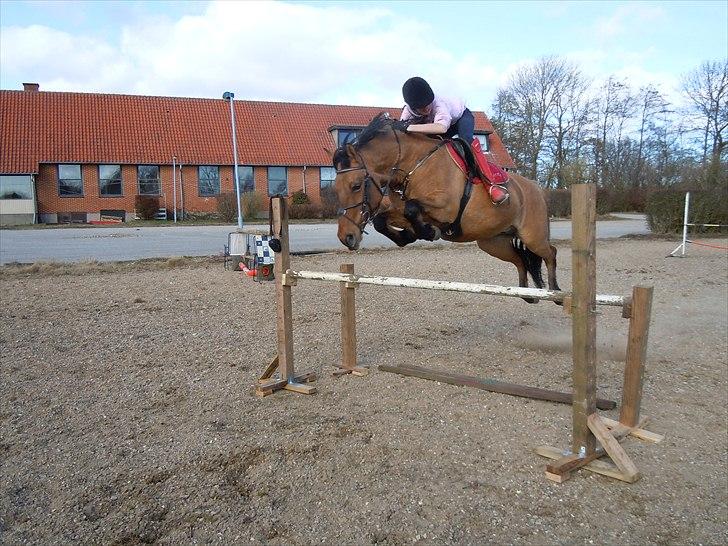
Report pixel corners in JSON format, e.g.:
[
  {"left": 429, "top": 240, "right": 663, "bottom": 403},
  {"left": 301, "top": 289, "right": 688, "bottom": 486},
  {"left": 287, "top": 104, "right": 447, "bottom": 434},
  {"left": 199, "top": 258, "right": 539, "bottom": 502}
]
[{"left": 0, "top": 214, "right": 650, "bottom": 264}]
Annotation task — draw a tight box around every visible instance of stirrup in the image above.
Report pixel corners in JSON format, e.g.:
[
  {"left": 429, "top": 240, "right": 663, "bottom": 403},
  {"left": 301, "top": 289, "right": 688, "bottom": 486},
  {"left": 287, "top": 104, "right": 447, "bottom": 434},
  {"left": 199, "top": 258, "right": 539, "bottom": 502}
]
[{"left": 489, "top": 184, "right": 509, "bottom": 205}]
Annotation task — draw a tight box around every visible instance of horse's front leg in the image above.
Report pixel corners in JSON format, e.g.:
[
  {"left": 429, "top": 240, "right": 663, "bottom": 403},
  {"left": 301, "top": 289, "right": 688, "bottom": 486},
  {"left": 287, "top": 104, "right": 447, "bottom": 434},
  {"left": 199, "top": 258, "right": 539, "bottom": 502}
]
[
  {"left": 403, "top": 199, "right": 441, "bottom": 241},
  {"left": 372, "top": 215, "right": 417, "bottom": 247}
]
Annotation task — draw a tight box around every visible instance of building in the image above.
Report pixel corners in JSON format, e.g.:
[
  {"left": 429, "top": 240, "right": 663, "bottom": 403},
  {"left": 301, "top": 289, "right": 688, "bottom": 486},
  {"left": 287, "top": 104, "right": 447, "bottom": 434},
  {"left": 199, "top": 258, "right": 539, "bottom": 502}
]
[{"left": 0, "top": 84, "right": 515, "bottom": 225}]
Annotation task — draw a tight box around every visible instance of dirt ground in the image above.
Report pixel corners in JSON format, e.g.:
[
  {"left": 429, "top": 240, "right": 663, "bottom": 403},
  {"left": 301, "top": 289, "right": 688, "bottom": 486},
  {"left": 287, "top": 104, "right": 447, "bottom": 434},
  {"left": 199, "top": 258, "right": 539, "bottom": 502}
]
[{"left": 1, "top": 237, "right": 726, "bottom": 545}]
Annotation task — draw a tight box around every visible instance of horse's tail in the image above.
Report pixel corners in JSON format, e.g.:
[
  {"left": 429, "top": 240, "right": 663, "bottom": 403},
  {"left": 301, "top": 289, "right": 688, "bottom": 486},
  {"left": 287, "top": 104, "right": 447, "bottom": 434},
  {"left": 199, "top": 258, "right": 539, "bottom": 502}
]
[{"left": 512, "top": 237, "right": 544, "bottom": 288}]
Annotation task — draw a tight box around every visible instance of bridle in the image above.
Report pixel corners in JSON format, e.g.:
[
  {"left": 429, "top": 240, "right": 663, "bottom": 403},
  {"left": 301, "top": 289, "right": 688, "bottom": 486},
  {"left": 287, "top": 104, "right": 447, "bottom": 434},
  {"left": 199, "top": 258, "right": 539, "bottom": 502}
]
[
  {"left": 335, "top": 148, "right": 386, "bottom": 234},
  {"left": 336, "top": 125, "right": 447, "bottom": 234}
]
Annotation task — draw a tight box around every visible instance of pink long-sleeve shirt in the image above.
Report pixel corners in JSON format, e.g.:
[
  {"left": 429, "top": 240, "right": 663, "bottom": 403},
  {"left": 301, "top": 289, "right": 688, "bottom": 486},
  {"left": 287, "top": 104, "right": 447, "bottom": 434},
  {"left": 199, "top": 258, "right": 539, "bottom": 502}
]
[{"left": 400, "top": 95, "right": 466, "bottom": 128}]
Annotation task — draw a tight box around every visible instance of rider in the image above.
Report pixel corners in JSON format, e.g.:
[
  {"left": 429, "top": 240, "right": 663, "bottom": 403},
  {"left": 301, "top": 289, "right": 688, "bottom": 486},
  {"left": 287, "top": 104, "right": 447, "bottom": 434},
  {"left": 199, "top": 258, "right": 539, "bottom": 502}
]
[{"left": 399, "top": 76, "right": 509, "bottom": 204}]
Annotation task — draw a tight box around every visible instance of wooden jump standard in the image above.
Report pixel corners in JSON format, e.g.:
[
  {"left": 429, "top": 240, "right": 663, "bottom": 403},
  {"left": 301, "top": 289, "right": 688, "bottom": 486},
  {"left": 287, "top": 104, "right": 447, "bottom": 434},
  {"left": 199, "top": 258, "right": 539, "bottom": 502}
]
[{"left": 255, "top": 184, "right": 663, "bottom": 483}]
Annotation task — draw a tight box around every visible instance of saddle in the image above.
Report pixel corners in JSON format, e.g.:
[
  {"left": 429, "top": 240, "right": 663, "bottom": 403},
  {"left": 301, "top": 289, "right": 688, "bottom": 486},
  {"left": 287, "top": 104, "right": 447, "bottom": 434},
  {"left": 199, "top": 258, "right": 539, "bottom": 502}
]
[{"left": 446, "top": 138, "right": 509, "bottom": 185}]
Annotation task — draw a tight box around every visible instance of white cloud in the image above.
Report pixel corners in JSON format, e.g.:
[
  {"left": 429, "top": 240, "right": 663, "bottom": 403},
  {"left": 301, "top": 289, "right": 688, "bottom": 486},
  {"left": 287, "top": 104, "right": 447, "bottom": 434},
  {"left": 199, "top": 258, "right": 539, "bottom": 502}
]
[
  {"left": 0, "top": 0, "right": 503, "bottom": 110},
  {"left": 593, "top": 4, "right": 665, "bottom": 41},
  {"left": 0, "top": 0, "right": 694, "bottom": 115}
]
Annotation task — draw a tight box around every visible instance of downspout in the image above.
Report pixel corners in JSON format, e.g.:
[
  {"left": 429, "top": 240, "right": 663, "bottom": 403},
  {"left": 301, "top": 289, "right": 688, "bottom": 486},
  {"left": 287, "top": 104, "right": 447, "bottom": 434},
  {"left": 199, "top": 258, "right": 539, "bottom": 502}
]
[
  {"left": 32, "top": 173, "right": 38, "bottom": 224},
  {"left": 302, "top": 165, "right": 307, "bottom": 194},
  {"left": 180, "top": 163, "right": 185, "bottom": 220},
  {"left": 172, "top": 156, "right": 177, "bottom": 222}
]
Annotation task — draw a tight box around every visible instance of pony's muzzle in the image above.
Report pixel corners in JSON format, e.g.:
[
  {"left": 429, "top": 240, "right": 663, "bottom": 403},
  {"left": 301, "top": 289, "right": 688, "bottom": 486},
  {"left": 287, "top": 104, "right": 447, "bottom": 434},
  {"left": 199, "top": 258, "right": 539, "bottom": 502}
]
[{"left": 344, "top": 233, "right": 359, "bottom": 250}]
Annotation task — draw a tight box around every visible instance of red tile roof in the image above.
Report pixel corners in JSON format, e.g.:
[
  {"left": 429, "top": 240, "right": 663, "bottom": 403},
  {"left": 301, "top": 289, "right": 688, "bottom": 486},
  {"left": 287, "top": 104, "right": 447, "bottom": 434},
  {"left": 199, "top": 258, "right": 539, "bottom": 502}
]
[{"left": 0, "top": 90, "right": 515, "bottom": 174}]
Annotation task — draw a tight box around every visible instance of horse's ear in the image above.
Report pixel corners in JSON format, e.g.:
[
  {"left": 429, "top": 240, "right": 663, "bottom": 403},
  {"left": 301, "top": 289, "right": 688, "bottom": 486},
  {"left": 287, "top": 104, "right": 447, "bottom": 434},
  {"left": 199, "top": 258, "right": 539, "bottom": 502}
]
[
  {"left": 324, "top": 146, "right": 334, "bottom": 158},
  {"left": 346, "top": 143, "right": 356, "bottom": 157}
]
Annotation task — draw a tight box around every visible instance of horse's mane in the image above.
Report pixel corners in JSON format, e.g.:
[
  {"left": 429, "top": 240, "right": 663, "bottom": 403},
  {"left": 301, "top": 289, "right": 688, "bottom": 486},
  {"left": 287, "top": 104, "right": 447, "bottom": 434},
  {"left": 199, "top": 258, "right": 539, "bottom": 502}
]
[{"left": 332, "top": 112, "right": 408, "bottom": 170}]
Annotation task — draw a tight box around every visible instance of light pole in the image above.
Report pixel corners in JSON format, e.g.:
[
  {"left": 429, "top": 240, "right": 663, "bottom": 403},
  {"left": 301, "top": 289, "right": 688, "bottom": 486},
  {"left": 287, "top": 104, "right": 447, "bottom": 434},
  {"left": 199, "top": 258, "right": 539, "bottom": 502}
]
[{"left": 223, "top": 91, "right": 243, "bottom": 229}]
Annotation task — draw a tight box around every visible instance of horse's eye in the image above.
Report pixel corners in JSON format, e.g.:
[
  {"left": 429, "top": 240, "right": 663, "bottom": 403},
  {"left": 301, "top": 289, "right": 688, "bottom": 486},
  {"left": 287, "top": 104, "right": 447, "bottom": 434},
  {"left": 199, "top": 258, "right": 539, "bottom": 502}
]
[{"left": 352, "top": 183, "right": 362, "bottom": 192}]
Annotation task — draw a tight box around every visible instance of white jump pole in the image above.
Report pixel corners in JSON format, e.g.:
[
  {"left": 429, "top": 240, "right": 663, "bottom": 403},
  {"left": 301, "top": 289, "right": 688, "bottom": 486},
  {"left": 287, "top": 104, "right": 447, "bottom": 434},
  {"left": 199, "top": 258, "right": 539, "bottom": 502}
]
[{"left": 286, "top": 270, "right": 626, "bottom": 307}]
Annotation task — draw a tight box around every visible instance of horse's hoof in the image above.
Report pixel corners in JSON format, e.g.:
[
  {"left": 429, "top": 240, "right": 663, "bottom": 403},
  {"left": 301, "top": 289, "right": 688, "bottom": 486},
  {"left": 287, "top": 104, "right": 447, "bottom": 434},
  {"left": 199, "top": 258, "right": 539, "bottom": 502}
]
[{"left": 430, "top": 226, "right": 441, "bottom": 241}]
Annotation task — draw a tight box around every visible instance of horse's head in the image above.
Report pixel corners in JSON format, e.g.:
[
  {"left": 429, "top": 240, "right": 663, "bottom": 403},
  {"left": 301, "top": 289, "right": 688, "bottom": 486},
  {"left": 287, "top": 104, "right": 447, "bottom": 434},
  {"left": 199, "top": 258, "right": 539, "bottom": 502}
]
[
  {"left": 333, "top": 143, "right": 387, "bottom": 250},
  {"left": 333, "top": 113, "right": 404, "bottom": 250}
]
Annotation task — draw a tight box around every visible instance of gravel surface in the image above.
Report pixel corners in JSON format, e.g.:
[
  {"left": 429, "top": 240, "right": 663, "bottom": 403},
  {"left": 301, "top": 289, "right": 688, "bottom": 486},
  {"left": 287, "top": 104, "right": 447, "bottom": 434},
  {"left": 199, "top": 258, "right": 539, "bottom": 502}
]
[{"left": 1, "top": 238, "right": 727, "bottom": 545}]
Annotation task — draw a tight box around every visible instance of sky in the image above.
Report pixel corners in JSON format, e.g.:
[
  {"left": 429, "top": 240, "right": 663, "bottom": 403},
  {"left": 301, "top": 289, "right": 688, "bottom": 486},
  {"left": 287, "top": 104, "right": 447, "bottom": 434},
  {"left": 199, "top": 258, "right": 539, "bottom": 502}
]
[{"left": 1, "top": 0, "right": 726, "bottom": 111}]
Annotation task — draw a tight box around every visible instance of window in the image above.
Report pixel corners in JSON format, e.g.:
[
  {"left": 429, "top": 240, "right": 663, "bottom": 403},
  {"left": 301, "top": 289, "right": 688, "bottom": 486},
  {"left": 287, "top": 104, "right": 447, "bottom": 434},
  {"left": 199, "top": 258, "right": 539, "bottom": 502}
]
[
  {"left": 267, "top": 166, "right": 288, "bottom": 196},
  {"left": 58, "top": 164, "right": 83, "bottom": 197},
  {"left": 237, "top": 165, "right": 254, "bottom": 193},
  {"left": 198, "top": 165, "right": 220, "bottom": 196},
  {"left": 337, "top": 129, "right": 360, "bottom": 147},
  {"left": 0, "top": 175, "right": 33, "bottom": 199},
  {"left": 99, "top": 164, "right": 122, "bottom": 196},
  {"left": 320, "top": 166, "right": 336, "bottom": 189},
  {"left": 138, "top": 165, "right": 160, "bottom": 195},
  {"left": 475, "top": 134, "right": 490, "bottom": 152}
]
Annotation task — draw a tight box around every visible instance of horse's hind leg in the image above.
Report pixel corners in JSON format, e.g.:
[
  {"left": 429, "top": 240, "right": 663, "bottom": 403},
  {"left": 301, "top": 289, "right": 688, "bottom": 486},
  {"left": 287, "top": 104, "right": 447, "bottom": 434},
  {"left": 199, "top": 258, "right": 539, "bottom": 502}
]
[
  {"left": 545, "top": 244, "right": 560, "bottom": 292},
  {"left": 476, "top": 236, "right": 538, "bottom": 304},
  {"left": 513, "top": 230, "right": 562, "bottom": 305}
]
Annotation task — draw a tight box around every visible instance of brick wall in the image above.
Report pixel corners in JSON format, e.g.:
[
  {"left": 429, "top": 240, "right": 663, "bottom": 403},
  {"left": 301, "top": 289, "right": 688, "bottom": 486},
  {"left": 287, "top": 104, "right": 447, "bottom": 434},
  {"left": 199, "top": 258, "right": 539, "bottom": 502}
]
[{"left": 34, "top": 162, "right": 330, "bottom": 221}]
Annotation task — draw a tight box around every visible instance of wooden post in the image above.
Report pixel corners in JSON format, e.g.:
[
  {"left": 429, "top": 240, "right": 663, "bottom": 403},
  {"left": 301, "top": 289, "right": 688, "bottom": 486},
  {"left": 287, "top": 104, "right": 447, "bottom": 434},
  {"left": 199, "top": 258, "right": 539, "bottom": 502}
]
[
  {"left": 333, "top": 263, "right": 368, "bottom": 377},
  {"left": 571, "top": 183, "right": 597, "bottom": 456},
  {"left": 254, "top": 197, "right": 316, "bottom": 396},
  {"left": 620, "top": 285, "right": 654, "bottom": 427},
  {"left": 536, "top": 186, "right": 660, "bottom": 483},
  {"left": 273, "top": 197, "right": 295, "bottom": 381},
  {"left": 340, "top": 263, "right": 357, "bottom": 369}
]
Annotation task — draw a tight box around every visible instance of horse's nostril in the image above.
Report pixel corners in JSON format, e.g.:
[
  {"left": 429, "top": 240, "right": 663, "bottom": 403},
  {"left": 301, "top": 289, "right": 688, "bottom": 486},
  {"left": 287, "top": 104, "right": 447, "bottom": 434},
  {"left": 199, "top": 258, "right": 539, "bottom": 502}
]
[{"left": 345, "top": 234, "right": 356, "bottom": 248}]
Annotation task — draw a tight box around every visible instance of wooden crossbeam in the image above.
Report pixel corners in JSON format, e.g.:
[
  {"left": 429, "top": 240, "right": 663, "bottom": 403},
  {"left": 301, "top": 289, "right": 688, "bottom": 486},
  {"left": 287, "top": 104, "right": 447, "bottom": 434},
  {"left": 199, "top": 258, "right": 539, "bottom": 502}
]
[{"left": 379, "top": 364, "right": 617, "bottom": 410}]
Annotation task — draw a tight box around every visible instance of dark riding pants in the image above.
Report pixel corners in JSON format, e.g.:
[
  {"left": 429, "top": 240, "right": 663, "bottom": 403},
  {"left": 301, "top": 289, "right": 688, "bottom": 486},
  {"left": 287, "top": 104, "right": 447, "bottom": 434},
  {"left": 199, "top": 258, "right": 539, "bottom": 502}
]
[{"left": 444, "top": 108, "right": 474, "bottom": 143}]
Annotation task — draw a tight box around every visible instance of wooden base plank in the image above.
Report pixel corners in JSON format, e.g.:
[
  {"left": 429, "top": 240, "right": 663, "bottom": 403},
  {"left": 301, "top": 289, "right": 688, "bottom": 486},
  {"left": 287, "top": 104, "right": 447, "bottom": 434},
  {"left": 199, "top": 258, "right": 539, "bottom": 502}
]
[
  {"left": 333, "top": 364, "right": 370, "bottom": 377},
  {"left": 544, "top": 415, "right": 647, "bottom": 478},
  {"left": 545, "top": 470, "right": 570, "bottom": 483},
  {"left": 587, "top": 414, "right": 640, "bottom": 482},
  {"left": 535, "top": 445, "right": 635, "bottom": 483},
  {"left": 253, "top": 371, "right": 317, "bottom": 397},
  {"left": 258, "top": 355, "right": 280, "bottom": 381},
  {"left": 284, "top": 382, "right": 316, "bottom": 394},
  {"left": 601, "top": 416, "right": 664, "bottom": 443},
  {"left": 379, "top": 364, "right": 617, "bottom": 410}
]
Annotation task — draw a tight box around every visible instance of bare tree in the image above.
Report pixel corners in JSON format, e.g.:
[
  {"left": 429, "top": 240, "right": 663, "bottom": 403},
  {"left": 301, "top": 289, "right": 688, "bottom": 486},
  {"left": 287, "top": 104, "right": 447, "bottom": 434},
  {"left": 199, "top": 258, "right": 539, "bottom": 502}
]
[
  {"left": 592, "top": 77, "right": 637, "bottom": 188},
  {"left": 634, "top": 85, "right": 672, "bottom": 187},
  {"left": 492, "top": 56, "right": 592, "bottom": 186},
  {"left": 545, "top": 65, "right": 593, "bottom": 188},
  {"left": 681, "top": 59, "right": 728, "bottom": 163}
]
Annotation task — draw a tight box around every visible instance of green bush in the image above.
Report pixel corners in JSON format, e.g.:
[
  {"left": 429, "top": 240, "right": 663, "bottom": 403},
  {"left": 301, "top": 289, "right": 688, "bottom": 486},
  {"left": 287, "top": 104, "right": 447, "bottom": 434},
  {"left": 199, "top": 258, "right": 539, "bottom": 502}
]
[
  {"left": 216, "top": 193, "right": 238, "bottom": 223},
  {"left": 288, "top": 203, "right": 322, "bottom": 219},
  {"left": 645, "top": 189, "right": 728, "bottom": 234},
  {"left": 545, "top": 189, "right": 571, "bottom": 218},
  {"left": 320, "top": 187, "right": 339, "bottom": 219},
  {"left": 241, "top": 191, "right": 263, "bottom": 220},
  {"left": 135, "top": 195, "right": 160, "bottom": 220},
  {"left": 291, "top": 190, "right": 311, "bottom": 205}
]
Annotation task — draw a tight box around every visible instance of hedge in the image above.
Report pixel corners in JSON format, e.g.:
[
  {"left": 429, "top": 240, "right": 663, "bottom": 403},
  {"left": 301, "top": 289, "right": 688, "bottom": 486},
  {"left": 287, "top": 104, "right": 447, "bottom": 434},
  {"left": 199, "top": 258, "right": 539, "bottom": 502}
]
[{"left": 645, "top": 189, "right": 728, "bottom": 234}]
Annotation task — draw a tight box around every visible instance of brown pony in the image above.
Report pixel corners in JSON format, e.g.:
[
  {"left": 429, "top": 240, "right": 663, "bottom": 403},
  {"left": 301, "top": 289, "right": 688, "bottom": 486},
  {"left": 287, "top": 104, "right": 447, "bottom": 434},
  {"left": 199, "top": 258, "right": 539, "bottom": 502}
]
[{"left": 333, "top": 113, "right": 560, "bottom": 301}]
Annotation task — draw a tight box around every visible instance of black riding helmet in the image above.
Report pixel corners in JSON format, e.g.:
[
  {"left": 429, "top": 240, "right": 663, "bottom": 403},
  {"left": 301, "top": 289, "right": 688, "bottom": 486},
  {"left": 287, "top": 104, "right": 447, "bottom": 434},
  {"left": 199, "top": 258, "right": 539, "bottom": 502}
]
[{"left": 402, "top": 77, "right": 434, "bottom": 110}]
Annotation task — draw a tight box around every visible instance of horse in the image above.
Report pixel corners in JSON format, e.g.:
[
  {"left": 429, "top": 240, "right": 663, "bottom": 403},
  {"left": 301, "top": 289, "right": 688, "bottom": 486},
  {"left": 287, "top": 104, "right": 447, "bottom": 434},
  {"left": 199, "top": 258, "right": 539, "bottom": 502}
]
[{"left": 332, "top": 113, "right": 561, "bottom": 302}]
